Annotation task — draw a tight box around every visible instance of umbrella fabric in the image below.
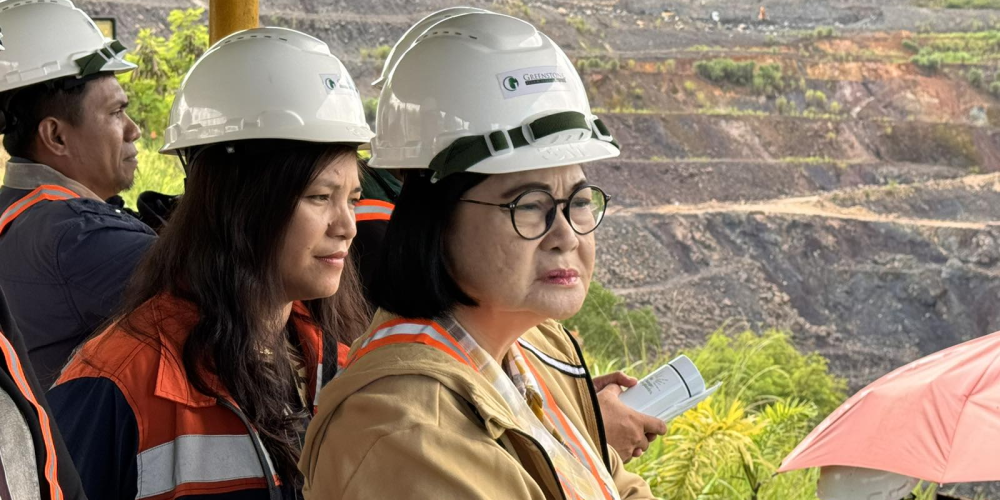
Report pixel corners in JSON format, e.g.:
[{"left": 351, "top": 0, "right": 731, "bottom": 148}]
[{"left": 779, "top": 330, "right": 1000, "bottom": 484}]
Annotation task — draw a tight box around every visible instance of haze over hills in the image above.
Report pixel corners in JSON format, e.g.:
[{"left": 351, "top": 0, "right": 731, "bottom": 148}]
[{"left": 77, "top": 0, "right": 1000, "bottom": 393}]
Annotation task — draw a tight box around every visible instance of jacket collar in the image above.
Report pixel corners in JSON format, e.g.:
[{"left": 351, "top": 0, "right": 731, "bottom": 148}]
[
  {"left": 147, "top": 294, "right": 326, "bottom": 409},
  {"left": 3, "top": 158, "right": 104, "bottom": 202},
  {"left": 328, "top": 310, "right": 527, "bottom": 438}
]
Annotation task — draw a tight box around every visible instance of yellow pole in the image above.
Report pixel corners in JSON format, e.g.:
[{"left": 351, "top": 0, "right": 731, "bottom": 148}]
[{"left": 209, "top": 0, "right": 259, "bottom": 44}]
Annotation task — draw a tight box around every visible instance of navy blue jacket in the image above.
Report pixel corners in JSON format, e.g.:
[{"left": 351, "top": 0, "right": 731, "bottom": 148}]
[{"left": 0, "top": 163, "right": 156, "bottom": 388}]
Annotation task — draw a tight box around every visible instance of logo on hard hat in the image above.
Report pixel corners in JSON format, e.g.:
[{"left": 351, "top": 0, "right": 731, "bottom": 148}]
[
  {"left": 325, "top": 77, "right": 338, "bottom": 90},
  {"left": 503, "top": 76, "right": 520, "bottom": 92}
]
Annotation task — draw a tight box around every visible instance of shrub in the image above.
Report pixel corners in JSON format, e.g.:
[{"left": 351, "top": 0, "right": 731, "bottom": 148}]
[
  {"left": 805, "top": 89, "right": 828, "bottom": 109},
  {"left": 911, "top": 50, "right": 945, "bottom": 72},
  {"left": 829, "top": 101, "right": 843, "bottom": 114},
  {"left": 565, "top": 281, "right": 662, "bottom": 364},
  {"left": 968, "top": 68, "right": 984, "bottom": 87},
  {"left": 363, "top": 98, "right": 378, "bottom": 125},
  {"left": 568, "top": 15, "right": 593, "bottom": 35},
  {"left": 811, "top": 26, "right": 836, "bottom": 39},
  {"left": 694, "top": 58, "right": 756, "bottom": 86},
  {"left": 902, "top": 39, "right": 921, "bottom": 53},
  {"left": 776, "top": 96, "right": 797, "bottom": 115},
  {"left": 360, "top": 45, "right": 391, "bottom": 61},
  {"left": 991, "top": 81, "right": 1000, "bottom": 97},
  {"left": 753, "top": 63, "right": 784, "bottom": 95}
]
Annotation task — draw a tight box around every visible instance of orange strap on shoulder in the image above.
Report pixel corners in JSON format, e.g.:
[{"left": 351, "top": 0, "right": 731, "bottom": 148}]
[
  {"left": 0, "top": 331, "right": 64, "bottom": 500},
  {"left": 354, "top": 199, "right": 394, "bottom": 222},
  {"left": 346, "top": 318, "right": 478, "bottom": 371},
  {"left": 0, "top": 185, "right": 80, "bottom": 236}
]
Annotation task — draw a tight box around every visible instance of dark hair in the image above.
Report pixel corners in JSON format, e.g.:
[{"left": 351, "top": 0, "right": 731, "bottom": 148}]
[
  {"left": 115, "top": 139, "right": 370, "bottom": 484},
  {"left": 0, "top": 75, "right": 106, "bottom": 157},
  {"left": 369, "top": 170, "right": 488, "bottom": 318}
]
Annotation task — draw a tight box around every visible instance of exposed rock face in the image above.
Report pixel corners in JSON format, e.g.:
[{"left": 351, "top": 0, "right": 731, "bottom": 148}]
[{"left": 76, "top": 0, "right": 1000, "bottom": 391}]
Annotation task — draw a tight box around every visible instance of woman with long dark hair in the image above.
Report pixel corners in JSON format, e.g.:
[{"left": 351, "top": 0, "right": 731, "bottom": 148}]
[{"left": 47, "top": 27, "right": 372, "bottom": 500}]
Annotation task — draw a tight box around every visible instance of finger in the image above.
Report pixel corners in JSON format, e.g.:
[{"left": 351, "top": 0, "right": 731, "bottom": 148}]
[
  {"left": 604, "top": 371, "right": 638, "bottom": 388},
  {"left": 640, "top": 414, "right": 667, "bottom": 435},
  {"left": 645, "top": 433, "right": 658, "bottom": 442},
  {"left": 592, "top": 373, "right": 613, "bottom": 391},
  {"left": 616, "top": 372, "right": 640, "bottom": 388},
  {"left": 600, "top": 383, "right": 624, "bottom": 396},
  {"left": 632, "top": 448, "right": 643, "bottom": 458}
]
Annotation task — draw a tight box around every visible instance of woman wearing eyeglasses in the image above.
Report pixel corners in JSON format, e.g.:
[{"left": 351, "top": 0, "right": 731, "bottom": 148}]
[{"left": 299, "top": 12, "right": 655, "bottom": 500}]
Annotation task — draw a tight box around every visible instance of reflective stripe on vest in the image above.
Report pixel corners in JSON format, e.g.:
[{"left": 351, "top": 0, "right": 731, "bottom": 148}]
[
  {"left": 354, "top": 199, "right": 394, "bottom": 222},
  {"left": 135, "top": 434, "right": 273, "bottom": 499},
  {"left": 0, "top": 185, "right": 80, "bottom": 236},
  {"left": 518, "top": 338, "right": 587, "bottom": 377},
  {"left": 0, "top": 331, "right": 64, "bottom": 500},
  {"left": 518, "top": 343, "right": 615, "bottom": 500},
  {"left": 346, "top": 319, "right": 478, "bottom": 371}
]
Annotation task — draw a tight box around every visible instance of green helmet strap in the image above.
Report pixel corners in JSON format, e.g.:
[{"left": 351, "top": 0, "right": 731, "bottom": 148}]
[
  {"left": 427, "top": 111, "right": 620, "bottom": 179},
  {"left": 73, "top": 39, "right": 127, "bottom": 78}
]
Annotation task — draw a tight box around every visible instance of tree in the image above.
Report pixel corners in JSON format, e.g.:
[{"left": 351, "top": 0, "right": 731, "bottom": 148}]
[{"left": 119, "top": 8, "right": 209, "bottom": 138}]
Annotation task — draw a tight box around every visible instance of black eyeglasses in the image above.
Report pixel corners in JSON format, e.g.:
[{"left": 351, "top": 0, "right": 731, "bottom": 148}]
[{"left": 460, "top": 185, "right": 611, "bottom": 240}]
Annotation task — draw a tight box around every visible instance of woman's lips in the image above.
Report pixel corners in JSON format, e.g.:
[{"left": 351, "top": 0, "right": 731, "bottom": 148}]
[
  {"left": 542, "top": 269, "right": 580, "bottom": 286},
  {"left": 316, "top": 251, "right": 347, "bottom": 267}
]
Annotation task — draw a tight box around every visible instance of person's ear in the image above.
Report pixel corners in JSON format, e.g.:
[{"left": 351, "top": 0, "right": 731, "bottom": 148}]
[{"left": 35, "top": 117, "right": 72, "bottom": 157}]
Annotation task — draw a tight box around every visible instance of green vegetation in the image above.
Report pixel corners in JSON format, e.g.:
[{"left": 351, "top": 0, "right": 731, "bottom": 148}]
[
  {"left": 968, "top": 68, "right": 985, "bottom": 88},
  {"left": 991, "top": 81, "right": 1000, "bottom": 97},
  {"left": 571, "top": 281, "right": 848, "bottom": 500},
  {"left": 695, "top": 58, "right": 756, "bottom": 86},
  {"left": 911, "top": 50, "right": 945, "bottom": 72},
  {"left": 498, "top": 0, "right": 533, "bottom": 19},
  {"left": 695, "top": 59, "right": 785, "bottom": 95},
  {"left": 363, "top": 98, "right": 379, "bottom": 125},
  {"left": 776, "top": 96, "right": 798, "bottom": 115},
  {"left": 120, "top": 140, "right": 185, "bottom": 209},
  {"left": 120, "top": 8, "right": 208, "bottom": 138},
  {"left": 911, "top": 31, "right": 1000, "bottom": 68},
  {"left": 902, "top": 39, "right": 922, "bottom": 54},
  {"left": 568, "top": 16, "right": 594, "bottom": 35},
  {"left": 360, "top": 45, "right": 391, "bottom": 61},
  {"left": 576, "top": 57, "right": 622, "bottom": 72},
  {"left": 810, "top": 26, "right": 837, "bottom": 39},
  {"left": 920, "top": 0, "right": 1000, "bottom": 8},
  {"left": 752, "top": 63, "right": 785, "bottom": 95},
  {"left": 805, "top": 89, "right": 828, "bottom": 109}
]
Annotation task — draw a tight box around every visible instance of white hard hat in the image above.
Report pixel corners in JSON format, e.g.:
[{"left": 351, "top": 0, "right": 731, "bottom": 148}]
[
  {"left": 162, "top": 27, "right": 374, "bottom": 154},
  {"left": 817, "top": 466, "right": 920, "bottom": 500},
  {"left": 0, "top": 0, "right": 134, "bottom": 93},
  {"left": 372, "top": 6, "right": 489, "bottom": 88},
  {"left": 370, "top": 12, "right": 620, "bottom": 178}
]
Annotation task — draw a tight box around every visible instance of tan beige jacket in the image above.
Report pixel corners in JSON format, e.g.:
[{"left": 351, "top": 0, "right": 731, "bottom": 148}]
[{"left": 300, "top": 312, "right": 656, "bottom": 499}]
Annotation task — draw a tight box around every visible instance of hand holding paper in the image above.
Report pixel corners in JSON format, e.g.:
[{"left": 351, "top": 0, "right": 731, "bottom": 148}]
[{"left": 618, "top": 355, "right": 721, "bottom": 422}]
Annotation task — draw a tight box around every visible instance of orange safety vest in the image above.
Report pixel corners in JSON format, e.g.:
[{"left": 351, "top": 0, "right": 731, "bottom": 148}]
[
  {"left": 353, "top": 199, "right": 394, "bottom": 222},
  {"left": 0, "top": 185, "right": 80, "bottom": 236}
]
